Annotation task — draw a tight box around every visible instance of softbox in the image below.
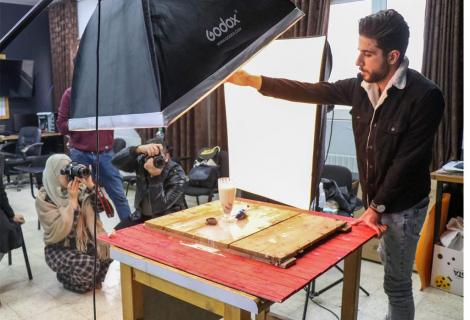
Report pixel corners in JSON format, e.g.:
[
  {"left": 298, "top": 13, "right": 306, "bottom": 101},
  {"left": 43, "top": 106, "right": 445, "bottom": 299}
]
[{"left": 69, "top": 0, "right": 304, "bottom": 130}]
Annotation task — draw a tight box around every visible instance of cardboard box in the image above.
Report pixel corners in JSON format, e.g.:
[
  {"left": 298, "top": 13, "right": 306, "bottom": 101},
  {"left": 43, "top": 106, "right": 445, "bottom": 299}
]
[{"left": 430, "top": 244, "right": 463, "bottom": 296}]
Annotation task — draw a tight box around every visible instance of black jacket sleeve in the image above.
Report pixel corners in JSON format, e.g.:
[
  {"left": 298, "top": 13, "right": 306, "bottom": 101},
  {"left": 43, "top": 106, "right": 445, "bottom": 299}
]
[
  {"left": 111, "top": 146, "right": 140, "bottom": 173},
  {"left": 259, "top": 76, "right": 357, "bottom": 106}
]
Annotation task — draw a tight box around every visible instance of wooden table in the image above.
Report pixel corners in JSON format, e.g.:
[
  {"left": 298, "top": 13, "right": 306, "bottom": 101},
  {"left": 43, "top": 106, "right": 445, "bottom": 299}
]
[
  {"left": 101, "top": 200, "right": 375, "bottom": 320},
  {"left": 430, "top": 170, "right": 463, "bottom": 243}
]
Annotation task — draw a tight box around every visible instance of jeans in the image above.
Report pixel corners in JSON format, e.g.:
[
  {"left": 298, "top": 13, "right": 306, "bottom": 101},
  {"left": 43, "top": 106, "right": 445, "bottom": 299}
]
[
  {"left": 378, "top": 197, "right": 429, "bottom": 320},
  {"left": 69, "top": 148, "right": 131, "bottom": 221}
]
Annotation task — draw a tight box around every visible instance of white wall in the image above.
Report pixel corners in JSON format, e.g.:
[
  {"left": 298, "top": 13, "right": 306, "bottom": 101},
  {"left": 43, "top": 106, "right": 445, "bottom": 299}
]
[{"left": 77, "top": 0, "right": 97, "bottom": 38}]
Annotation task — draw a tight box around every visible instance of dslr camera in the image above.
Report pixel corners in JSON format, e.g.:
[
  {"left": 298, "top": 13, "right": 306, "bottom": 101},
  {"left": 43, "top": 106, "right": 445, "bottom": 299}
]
[
  {"left": 60, "top": 162, "right": 91, "bottom": 180},
  {"left": 137, "top": 154, "right": 166, "bottom": 170}
]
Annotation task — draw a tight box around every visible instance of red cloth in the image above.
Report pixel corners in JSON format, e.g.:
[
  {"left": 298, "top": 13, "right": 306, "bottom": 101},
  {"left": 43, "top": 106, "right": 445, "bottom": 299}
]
[
  {"left": 57, "top": 88, "right": 114, "bottom": 152},
  {"left": 100, "top": 205, "right": 376, "bottom": 302}
]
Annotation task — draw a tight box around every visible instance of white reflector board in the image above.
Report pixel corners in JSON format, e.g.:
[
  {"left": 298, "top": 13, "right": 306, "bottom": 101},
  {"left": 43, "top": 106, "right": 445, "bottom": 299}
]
[{"left": 225, "top": 37, "right": 326, "bottom": 210}]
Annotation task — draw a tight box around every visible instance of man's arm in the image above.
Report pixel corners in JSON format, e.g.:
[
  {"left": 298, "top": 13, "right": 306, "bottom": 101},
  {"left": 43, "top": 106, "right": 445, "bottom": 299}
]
[
  {"left": 373, "top": 88, "right": 445, "bottom": 206},
  {"left": 111, "top": 146, "right": 140, "bottom": 173},
  {"left": 226, "top": 70, "right": 357, "bottom": 106},
  {"left": 56, "top": 88, "right": 71, "bottom": 135}
]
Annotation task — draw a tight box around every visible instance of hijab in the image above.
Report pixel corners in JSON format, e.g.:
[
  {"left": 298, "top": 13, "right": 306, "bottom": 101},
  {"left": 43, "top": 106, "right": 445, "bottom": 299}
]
[{"left": 43, "top": 154, "right": 71, "bottom": 207}]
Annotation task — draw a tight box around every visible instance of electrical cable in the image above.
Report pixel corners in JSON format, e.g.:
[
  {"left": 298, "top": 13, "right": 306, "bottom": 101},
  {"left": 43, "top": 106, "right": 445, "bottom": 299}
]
[
  {"left": 324, "top": 107, "right": 335, "bottom": 164},
  {"left": 92, "top": 1, "right": 102, "bottom": 320},
  {"left": 310, "top": 297, "right": 340, "bottom": 320}
]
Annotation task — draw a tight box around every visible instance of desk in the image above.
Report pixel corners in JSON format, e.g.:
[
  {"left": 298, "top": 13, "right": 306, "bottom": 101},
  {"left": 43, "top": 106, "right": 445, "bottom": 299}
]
[
  {"left": 0, "top": 132, "right": 64, "bottom": 154},
  {"left": 430, "top": 170, "right": 463, "bottom": 243},
  {"left": 0, "top": 131, "right": 62, "bottom": 141},
  {"left": 101, "top": 201, "right": 375, "bottom": 320}
]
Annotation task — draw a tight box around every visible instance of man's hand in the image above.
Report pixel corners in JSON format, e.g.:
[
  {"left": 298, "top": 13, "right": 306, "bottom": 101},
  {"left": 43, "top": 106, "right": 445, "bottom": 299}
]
[
  {"left": 226, "top": 70, "right": 262, "bottom": 90},
  {"left": 13, "top": 214, "right": 25, "bottom": 224},
  {"left": 351, "top": 207, "right": 388, "bottom": 237},
  {"left": 144, "top": 157, "right": 163, "bottom": 177},
  {"left": 136, "top": 143, "right": 163, "bottom": 157}
]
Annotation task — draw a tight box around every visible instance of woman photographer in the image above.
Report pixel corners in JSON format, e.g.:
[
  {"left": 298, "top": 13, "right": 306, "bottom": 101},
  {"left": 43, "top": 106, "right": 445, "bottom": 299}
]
[{"left": 35, "top": 154, "right": 112, "bottom": 293}]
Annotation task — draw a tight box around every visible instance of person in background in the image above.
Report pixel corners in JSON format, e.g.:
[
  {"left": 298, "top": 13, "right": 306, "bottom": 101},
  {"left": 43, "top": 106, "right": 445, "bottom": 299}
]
[
  {"left": 0, "top": 169, "right": 25, "bottom": 261},
  {"left": 112, "top": 140, "right": 186, "bottom": 229},
  {"left": 57, "top": 87, "right": 131, "bottom": 221},
  {"left": 227, "top": 9, "right": 444, "bottom": 320},
  {"left": 35, "top": 154, "right": 112, "bottom": 293}
]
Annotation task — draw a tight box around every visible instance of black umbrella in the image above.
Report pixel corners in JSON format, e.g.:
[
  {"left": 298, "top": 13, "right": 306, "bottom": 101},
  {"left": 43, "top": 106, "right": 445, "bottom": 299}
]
[{"left": 69, "top": 0, "right": 303, "bottom": 130}]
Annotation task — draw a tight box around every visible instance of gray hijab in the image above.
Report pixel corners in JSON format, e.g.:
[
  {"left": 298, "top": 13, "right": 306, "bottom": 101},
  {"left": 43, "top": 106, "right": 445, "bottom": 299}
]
[{"left": 43, "top": 154, "right": 71, "bottom": 207}]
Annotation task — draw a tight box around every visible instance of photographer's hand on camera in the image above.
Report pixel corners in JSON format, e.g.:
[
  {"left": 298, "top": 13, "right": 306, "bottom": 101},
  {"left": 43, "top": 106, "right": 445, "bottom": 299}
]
[
  {"left": 136, "top": 143, "right": 163, "bottom": 157},
  {"left": 68, "top": 178, "right": 81, "bottom": 211},
  {"left": 144, "top": 157, "right": 164, "bottom": 177},
  {"left": 78, "top": 175, "right": 95, "bottom": 191}
]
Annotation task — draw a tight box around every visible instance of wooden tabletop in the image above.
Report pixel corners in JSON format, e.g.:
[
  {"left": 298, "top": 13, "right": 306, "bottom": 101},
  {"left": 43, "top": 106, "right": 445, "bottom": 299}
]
[
  {"left": 100, "top": 199, "right": 376, "bottom": 303},
  {"left": 431, "top": 170, "right": 463, "bottom": 184},
  {"left": 0, "top": 131, "right": 62, "bottom": 142}
]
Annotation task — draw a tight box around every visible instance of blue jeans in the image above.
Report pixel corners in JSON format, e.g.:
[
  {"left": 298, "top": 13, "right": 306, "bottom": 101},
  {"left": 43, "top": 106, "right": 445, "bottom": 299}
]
[
  {"left": 69, "top": 148, "right": 131, "bottom": 221},
  {"left": 378, "top": 197, "right": 429, "bottom": 320}
]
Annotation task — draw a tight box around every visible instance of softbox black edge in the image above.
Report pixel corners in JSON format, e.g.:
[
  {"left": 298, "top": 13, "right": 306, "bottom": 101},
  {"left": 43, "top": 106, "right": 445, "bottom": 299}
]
[{"left": 162, "top": 8, "right": 305, "bottom": 127}]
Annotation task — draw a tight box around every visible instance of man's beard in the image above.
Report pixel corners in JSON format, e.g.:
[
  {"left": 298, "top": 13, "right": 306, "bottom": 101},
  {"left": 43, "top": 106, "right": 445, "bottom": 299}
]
[{"left": 362, "top": 60, "right": 390, "bottom": 83}]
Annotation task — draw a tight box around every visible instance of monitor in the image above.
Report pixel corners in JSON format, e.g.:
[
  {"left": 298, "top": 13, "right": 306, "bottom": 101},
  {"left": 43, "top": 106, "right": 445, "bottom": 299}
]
[
  {"left": 13, "top": 113, "right": 37, "bottom": 132},
  {"left": 0, "top": 59, "right": 34, "bottom": 98}
]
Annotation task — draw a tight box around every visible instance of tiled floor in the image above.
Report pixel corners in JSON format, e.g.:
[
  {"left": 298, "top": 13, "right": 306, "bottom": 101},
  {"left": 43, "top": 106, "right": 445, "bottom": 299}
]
[{"left": 0, "top": 183, "right": 463, "bottom": 320}]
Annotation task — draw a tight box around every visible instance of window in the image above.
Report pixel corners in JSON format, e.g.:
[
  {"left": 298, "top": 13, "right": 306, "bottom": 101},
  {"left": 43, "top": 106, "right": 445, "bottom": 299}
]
[{"left": 324, "top": 0, "right": 426, "bottom": 178}]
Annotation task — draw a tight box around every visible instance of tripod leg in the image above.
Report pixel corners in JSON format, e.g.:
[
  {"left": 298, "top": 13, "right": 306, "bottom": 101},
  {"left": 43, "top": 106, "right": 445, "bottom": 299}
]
[
  {"left": 302, "top": 282, "right": 312, "bottom": 320},
  {"left": 336, "top": 265, "right": 370, "bottom": 296}
]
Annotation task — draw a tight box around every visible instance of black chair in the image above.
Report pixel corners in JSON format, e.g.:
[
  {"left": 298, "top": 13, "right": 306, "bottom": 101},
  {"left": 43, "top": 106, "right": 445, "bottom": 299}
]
[
  {"left": 0, "top": 154, "right": 33, "bottom": 280},
  {"left": 0, "top": 126, "right": 43, "bottom": 188},
  {"left": 14, "top": 154, "right": 50, "bottom": 230},
  {"left": 182, "top": 150, "right": 228, "bottom": 206},
  {"left": 302, "top": 165, "right": 367, "bottom": 320}
]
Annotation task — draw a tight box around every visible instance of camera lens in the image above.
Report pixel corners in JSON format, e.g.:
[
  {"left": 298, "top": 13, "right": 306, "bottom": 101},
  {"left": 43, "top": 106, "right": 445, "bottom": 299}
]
[{"left": 153, "top": 155, "right": 165, "bottom": 169}]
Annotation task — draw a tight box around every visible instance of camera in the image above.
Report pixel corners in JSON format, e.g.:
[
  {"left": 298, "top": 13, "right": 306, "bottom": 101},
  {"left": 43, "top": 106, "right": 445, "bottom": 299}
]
[
  {"left": 148, "top": 155, "right": 166, "bottom": 169},
  {"left": 60, "top": 162, "right": 91, "bottom": 180}
]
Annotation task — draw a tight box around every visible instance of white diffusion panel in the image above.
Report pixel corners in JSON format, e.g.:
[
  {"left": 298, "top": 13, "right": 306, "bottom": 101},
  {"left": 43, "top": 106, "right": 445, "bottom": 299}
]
[{"left": 225, "top": 37, "right": 326, "bottom": 210}]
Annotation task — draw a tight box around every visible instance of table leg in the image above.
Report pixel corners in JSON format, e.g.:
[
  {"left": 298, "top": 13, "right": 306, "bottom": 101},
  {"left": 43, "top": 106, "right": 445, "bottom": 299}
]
[
  {"left": 433, "top": 181, "right": 443, "bottom": 244},
  {"left": 341, "top": 248, "right": 362, "bottom": 320},
  {"left": 121, "top": 264, "right": 144, "bottom": 320},
  {"left": 224, "top": 304, "right": 251, "bottom": 320}
]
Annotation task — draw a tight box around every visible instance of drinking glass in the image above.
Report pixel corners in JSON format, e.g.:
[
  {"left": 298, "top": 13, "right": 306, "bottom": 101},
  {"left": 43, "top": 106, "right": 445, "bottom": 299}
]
[{"left": 218, "top": 177, "right": 236, "bottom": 221}]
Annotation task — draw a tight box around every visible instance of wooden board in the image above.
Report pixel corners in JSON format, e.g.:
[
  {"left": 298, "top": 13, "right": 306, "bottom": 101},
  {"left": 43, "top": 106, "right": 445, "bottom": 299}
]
[
  {"left": 144, "top": 199, "right": 347, "bottom": 267},
  {"left": 145, "top": 200, "right": 298, "bottom": 248},
  {"left": 230, "top": 213, "right": 346, "bottom": 266}
]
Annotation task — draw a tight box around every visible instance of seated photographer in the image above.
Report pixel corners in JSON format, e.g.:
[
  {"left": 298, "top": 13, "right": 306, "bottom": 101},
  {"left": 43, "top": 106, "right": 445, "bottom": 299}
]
[
  {"left": 35, "top": 154, "right": 112, "bottom": 293},
  {"left": 112, "top": 141, "right": 186, "bottom": 229}
]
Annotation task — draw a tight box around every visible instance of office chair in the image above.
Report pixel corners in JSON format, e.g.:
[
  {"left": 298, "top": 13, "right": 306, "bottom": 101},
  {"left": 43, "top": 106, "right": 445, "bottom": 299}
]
[
  {"left": 14, "top": 154, "right": 50, "bottom": 230},
  {"left": 0, "top": 126, "right": 43, "bottom": 188},
  {"left": 0, "top": 154, "right": 33, "bottom": 280},
  {"left": 302, "top": 165, "right": 368, "bottom": 320},
  {"left": 182, "top": 149, "right": 228, "bottom": 206}
]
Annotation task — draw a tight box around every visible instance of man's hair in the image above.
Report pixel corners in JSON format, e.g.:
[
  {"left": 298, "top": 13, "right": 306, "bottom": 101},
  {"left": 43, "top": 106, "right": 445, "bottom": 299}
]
[{"left": 359, "top": 9, "right": 409, "bottom": 63}]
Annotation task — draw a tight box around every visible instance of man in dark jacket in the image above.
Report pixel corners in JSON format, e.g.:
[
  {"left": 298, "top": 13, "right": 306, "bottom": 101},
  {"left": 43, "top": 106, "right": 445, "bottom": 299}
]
[
  {"left": 112, "top": 141, "right": 186, "bottom": 229},
  {"left": 227, "top": 9, "right": 444, "bottom": 320}
]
